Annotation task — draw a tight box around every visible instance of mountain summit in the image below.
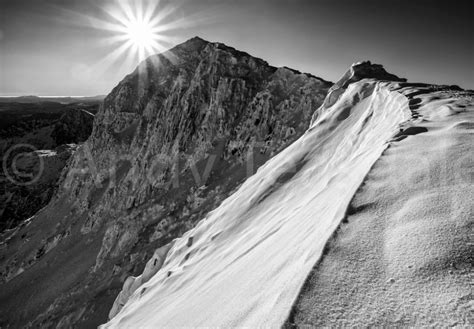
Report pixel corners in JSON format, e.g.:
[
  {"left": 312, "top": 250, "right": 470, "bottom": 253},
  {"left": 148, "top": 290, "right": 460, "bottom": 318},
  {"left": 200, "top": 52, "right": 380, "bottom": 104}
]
[{"left": 0, "top": 37, "right": 331, "bottom": 327}]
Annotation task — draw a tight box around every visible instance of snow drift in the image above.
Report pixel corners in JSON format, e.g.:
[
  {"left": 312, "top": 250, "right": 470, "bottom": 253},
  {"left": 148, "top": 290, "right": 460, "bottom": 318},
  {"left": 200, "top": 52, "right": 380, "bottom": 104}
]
[
  {"left": 103, "top": 62, "right": 418, "bottom": 327},
  {"left": 288, "top": 79, "right": 473, "bottom": 327}
]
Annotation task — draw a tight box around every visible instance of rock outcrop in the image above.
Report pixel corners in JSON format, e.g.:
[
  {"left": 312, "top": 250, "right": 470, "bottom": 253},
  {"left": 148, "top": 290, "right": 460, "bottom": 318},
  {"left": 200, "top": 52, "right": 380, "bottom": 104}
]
[
  {"left": 310, "top": 61, "right": 406, "bottom": 124},
  {"left": 51, "top": 108, "right": 95, "bottom": 145},
  {"left": 107, "top": 241, "right": 174, "bottom": 319},
  {"left": 0, "top": 37, "right": 331, "bottom": 327}
]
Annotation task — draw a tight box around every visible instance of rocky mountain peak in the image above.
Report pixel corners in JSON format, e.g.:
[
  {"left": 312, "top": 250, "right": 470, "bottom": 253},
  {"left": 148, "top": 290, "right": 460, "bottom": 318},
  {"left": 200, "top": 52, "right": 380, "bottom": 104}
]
[
  {"left": 159, "top": 36, "right": 210, "bottom": 61},
  {"left": 0, "top": 38, "right": 332, "bottom": 327},
  {"left": 165, "top": 36, "right": 271, "bottom": 66},
  {"left": 177, "top": 35, "right": 209, "bottom": 48}
]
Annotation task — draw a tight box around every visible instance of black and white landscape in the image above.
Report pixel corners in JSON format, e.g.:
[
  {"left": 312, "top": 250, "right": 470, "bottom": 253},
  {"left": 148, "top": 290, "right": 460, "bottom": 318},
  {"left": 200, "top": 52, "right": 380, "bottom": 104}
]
[{"left": 0, "top": 0, "right": 472, "bottom": 328}]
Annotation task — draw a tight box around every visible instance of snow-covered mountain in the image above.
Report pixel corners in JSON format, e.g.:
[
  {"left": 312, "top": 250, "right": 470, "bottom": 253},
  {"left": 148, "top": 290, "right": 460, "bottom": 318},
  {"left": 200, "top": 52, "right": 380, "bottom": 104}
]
[
  {"left": 0, "top": 37, "right": 471, "bottom": 328},
  {"left": 104, "top": 62, "right": 473, "bottom": 327}
]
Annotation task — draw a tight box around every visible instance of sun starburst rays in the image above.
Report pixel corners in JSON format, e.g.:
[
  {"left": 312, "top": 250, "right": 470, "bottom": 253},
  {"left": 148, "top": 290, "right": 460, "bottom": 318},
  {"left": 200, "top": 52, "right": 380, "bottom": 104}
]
[
  {"left": 46, "top": 0, "right": 218, "bottom": 84},
  {"left": 62, "top": 0, "right": 186, "bottom": 76},
  {"left": 104, "top": 0, "right": 167, "bottom": 62}
]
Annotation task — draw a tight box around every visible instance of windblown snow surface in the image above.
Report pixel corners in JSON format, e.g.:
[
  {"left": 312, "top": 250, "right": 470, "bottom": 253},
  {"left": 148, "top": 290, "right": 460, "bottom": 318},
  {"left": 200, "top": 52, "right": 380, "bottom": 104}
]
[
  {"left": 287, "top": 83, "right": 473, "bottom": 327},
  {"left": 103, "top": 74, "right": 421, "bottom": 327}
]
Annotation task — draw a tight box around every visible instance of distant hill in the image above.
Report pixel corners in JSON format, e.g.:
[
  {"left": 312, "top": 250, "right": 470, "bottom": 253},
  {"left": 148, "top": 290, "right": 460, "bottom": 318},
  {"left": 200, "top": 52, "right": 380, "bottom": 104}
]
[{"left": 0, "top": 95, "right": 105, "bottom": 104}]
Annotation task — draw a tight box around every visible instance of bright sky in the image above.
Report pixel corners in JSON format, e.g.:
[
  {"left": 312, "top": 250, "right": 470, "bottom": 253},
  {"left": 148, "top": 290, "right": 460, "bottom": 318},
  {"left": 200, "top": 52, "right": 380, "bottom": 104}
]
[{"left": 0, "top": 0, "right": 472, "bottom": 96}]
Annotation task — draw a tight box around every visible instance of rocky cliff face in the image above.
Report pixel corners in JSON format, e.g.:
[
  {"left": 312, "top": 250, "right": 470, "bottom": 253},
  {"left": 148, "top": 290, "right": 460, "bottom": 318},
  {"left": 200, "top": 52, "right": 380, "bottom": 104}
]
[{"left": 0, "top": 37, "right": 331, "bottom": 327}]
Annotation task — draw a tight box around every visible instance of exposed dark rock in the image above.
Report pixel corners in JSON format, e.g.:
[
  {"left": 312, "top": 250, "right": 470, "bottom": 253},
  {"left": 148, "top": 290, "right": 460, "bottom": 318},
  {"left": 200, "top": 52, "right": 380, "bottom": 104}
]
[{"left": 51, "top": 108, "right": 94, "bottom": 145}]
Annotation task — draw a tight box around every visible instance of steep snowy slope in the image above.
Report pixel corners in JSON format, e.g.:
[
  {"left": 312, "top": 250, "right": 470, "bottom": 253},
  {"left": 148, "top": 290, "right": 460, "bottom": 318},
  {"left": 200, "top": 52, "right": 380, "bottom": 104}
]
[
  {"left": 287, "top": 82, "right": 473, "bottom": 327},
  {"left": 102, "top": 62, "right": 470, "bottom": 327}
]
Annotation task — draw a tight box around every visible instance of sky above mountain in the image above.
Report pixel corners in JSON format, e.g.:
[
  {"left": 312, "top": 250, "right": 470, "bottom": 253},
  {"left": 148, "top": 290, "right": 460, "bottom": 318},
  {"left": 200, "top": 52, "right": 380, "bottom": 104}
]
[{"left": 0, "top": 0, "right": 472, "bottom": 96}]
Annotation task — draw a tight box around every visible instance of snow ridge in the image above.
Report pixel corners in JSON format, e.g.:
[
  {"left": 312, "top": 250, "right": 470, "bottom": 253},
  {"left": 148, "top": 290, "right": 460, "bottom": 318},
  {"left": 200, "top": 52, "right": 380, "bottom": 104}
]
[{"left": 103, "top": 77, "right": 411, "bottom": 328}]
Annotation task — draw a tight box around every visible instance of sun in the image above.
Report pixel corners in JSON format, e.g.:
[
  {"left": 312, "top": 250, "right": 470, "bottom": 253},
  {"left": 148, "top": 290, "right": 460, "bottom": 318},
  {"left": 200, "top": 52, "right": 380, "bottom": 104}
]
[
  {"left": 88, "top": 0, "right": 179, "bottom": 64},
  {"left": 68, "top": 0, "right": 210, "bottom": 74},
  {"left": 125, "top": 20, "right": 155, "bottom": 50},
  {"left": 110, "top": 1, "right": 166, "bottom": 62}
]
